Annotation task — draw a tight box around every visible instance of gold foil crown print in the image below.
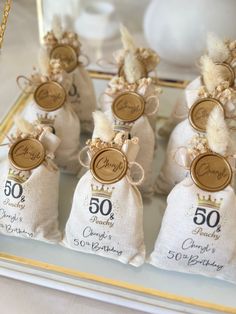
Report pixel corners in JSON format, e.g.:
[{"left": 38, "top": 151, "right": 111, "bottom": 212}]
[
  {"left": 7, "top": 168, "right": 29, "bottom": 184},
  {"left": 91, "top": 184, "right": 114, "bottom": 199},
  {"left": 197, "top": 194, "right": 222, "bottom": 210}
]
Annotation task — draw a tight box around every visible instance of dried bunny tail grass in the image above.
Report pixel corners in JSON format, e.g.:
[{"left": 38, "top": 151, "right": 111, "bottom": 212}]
[
  {"left": 120, "top": 24, "right": 136, "bottom": 52},
  {"left": 124, "top": 51, "right": 146, "bottom": 83},
  {"left": 52, "top": 15, "right": 63, "bottom": 40},
  {"left": 207, "top": 33, "right": 230, "bottom": 63},
  {"left": 14, "top": 115, "right": 35, "bottom": 135},
  {"left": 200, "top": 55, "right": 223, "bottom": 93},
  {"left": 206, "top": 106, "right": 229, "bottom": 156},
  {"left": 38, "top": 48, "right": 50, "bottom": 76},
  {"left": 92, "top": 111, "right": 115, "bottom": 142}
]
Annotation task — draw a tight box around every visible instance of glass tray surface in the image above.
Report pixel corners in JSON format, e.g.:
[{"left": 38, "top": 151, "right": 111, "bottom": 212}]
[{"left": 0, "top": 74, "right": 235, "bottom": 314}]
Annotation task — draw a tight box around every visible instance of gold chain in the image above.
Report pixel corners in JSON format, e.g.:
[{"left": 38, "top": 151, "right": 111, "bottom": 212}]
[{"left": 0, "top": 0, "right": 12, "bottom": 48}]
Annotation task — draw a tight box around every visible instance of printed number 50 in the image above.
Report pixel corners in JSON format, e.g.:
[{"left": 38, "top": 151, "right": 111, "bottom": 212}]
[
  {"left": 4, "top": 180, "right": 23, "bottom": 199},
  {"left": 89, "top": 197, "right": 112, "bottom": 216},
  {"left": 193, "top": 207, "right": 220, "bottom": 228}
]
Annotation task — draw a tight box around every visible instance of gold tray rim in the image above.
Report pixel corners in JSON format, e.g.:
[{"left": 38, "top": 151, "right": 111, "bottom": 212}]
[{"left": 0, "top": 72, "right": 235, "bottom": 314}]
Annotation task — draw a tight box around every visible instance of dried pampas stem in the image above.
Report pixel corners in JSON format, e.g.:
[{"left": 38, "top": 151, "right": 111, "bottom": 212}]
[
  {"left": 38, "top": 48, "right": 50, "bottom": 76},
  {"left": 14, "top": 115, "right": 35, "bottom": 135},
  {"left": 207, "top": 33, "right": 230, "bottom": 63},
  {"left": 92, "top": 111, "right": 115, "bottom": 142},
  {"left": 124, "top": 51, "right": 146, "bottom": 83},
  {"left": 200, "top": 55, "right": 223, "bottom": 93},
  {"left": 120, "top": 24, "right": 136, "bottom": 52},
  {"left": 206, "top": 106, "right": 229, "bottom": 155},
  {"left": 52, "top": 15, "right": 63, "bottom": 40}
]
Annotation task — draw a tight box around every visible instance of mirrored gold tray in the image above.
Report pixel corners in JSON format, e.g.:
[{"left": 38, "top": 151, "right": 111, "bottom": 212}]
[{"left": 0, "top": 73, "right": 235, "bottom": 314}]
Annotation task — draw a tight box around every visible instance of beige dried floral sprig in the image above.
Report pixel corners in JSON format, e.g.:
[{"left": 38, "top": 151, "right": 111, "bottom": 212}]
[
  {"left": 43, "top": 16, "right": 81, "bottom": 56},
  {"left": 207, "top": 33, "right": 236, "bottom": 67},
  {"left": 198, "top": 80, "right": 236, "bottom": 106},
  {"left": 88, "top": 111, "right": 127, "bottom": 155},
  {"left": 225, "top": 39, "right": 236, "bottom": 63},
  {"left": 188, "top": 106, "right": 230, "bottom": 160},
  {"left": 106, "top": 76, "right": 161, "bottom": 97},
  {"left": 188, "top": 134, "right": 210, "bottom": 160},
  {"left": 115, "top": 25, "right": 159, "bottom": 73},
  {"left": 10, "top": 116, "right": 48, "bottom": 143},
  {"left": 22, "top": 57, "right": 66, "bottom": 94},
  {"left": 87, "top": 136, "right": 125, "bottom": 155}
]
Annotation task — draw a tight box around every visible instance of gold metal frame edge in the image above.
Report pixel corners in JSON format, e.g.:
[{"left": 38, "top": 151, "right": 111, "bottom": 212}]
[
  {"left": 0, "top": 67, "right": 234, "bottom": 313},
  {"left": 0, "top": 252, "right": 235, "bottom": 313}
]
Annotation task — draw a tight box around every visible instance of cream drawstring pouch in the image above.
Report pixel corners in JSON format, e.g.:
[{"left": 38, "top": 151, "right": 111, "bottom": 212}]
[
  {"left": 102, "top": 76, "right": 160, "bottom": 196},
  {"left": 0, "top": 122, "right": 61, "bottom": 243},
  {"left": 62, "top": 112, "right": 145, "bottom": 266},
  {"left": 150, "top": 107, "right": 236, "bottom": 284},
  {"left": 19, "top": 56, "right": 81, "bottom": 174},
  {"left": 100, "top": 25, "right": 160, "bottom": 133},
  {"left": 155, "top": 56, "right": 236, "bottom": 195},
  {"left": 43, "top": 16, "right": 96, "bottom": 132},
  {"left": 159, "top": 33, "right": 236, "bottom": 137},
  {"left": 158, "top": 77, "right": 201, "bottom": 137}
]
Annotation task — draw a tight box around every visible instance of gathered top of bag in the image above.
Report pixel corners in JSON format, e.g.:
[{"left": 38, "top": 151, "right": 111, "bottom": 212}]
[
  {"left": 198, "top": 55, "right": 236, "bottom": 102},
  {"left": 106, "top": 75, "right": 161, "bottom": 97},
  {"left": 207, "top": 33, "right": 236, "bottom": 87},
  {"left": 43, "top": 16, "right": 81, "bottom": 56},
  {"left": 86, "top": 111, "right": 128, "bottom": 156},
  {"left": 187, "top": 106, "right": 235, "bottom": 192},
  {"left": 113, "top": 25, "right": 159, "bottom": 82},
  {"left": 17, "top": 51, "right": 72, "bottom": 113},
  {"left": 103, "top": 75, "right": 161, "bottom": 132},
  {"left": 43, "top": 16, "right": 86, "bottom": 73},
  {"left": 80, "top": 111, "right": 144, "bottom": 185},
  {"left": 30, "top": 57, "right": 70, "bottom": 91},
  {"left": 7, "top": 116, "right": 61, "bottom": 178},
  {"left": 186, "top": 55, "right": 236, "bottom": 133}
]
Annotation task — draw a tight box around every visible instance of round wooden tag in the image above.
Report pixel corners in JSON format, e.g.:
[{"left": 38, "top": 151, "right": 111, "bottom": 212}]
[
  {"left": 112, "top": 92, "right": 145, "bottom": 123},
  {"left": 216, "top": 62, "right": 235, "bottom": 87},
  {"left": 190, "top": 152, "right": 232, "bottom": 192},
  {"left": 90, "top": 147, "right": 128, "bottom": 184},
  {"left": 189, "top": 98, "right": 224, "bottom": 132},
  {"left": 9, "top": 138, "right": 45, "bottom": 171},
  {"left": 50, "top": 44, "right": 78, "bottom": 73},
  {"left": 34, "top": 81, "right": 66, "bottom": 112}
]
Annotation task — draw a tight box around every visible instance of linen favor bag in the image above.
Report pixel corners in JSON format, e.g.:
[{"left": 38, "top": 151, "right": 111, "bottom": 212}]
[
  {"left": 100, "top": 25, "right": 160, "bottom": 132},
  {"left": 159, "top": 33, "right": 236, "bottom": 137},
  {"left": 150, "top": 107, "right": 236, "bottom": 283},
  {"left": 155, "top": 56, "right": 236, "bottom": 195},
  {"left": 103, "top": 75, "right": 160, "bottom": 196},
  {"left": 20, "top": 54, "right": 81, "bottom": 174},
  {"left": 43, "top": 16, "right": 96, "bottom": 132},
  {"left": 63, "top": 112, "right": 145, "bottom": 266},
  {"left": 0, "top": 121, "right": 61, "bottom": 243}
]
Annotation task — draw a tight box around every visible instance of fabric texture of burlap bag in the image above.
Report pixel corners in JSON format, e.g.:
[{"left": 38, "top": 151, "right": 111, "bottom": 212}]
[
  {"left": 0, "top": 122, "right": 61, "bottom": 243},
  {"left": 62, "top": 112, "right": 145, "bottom": 266}
]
